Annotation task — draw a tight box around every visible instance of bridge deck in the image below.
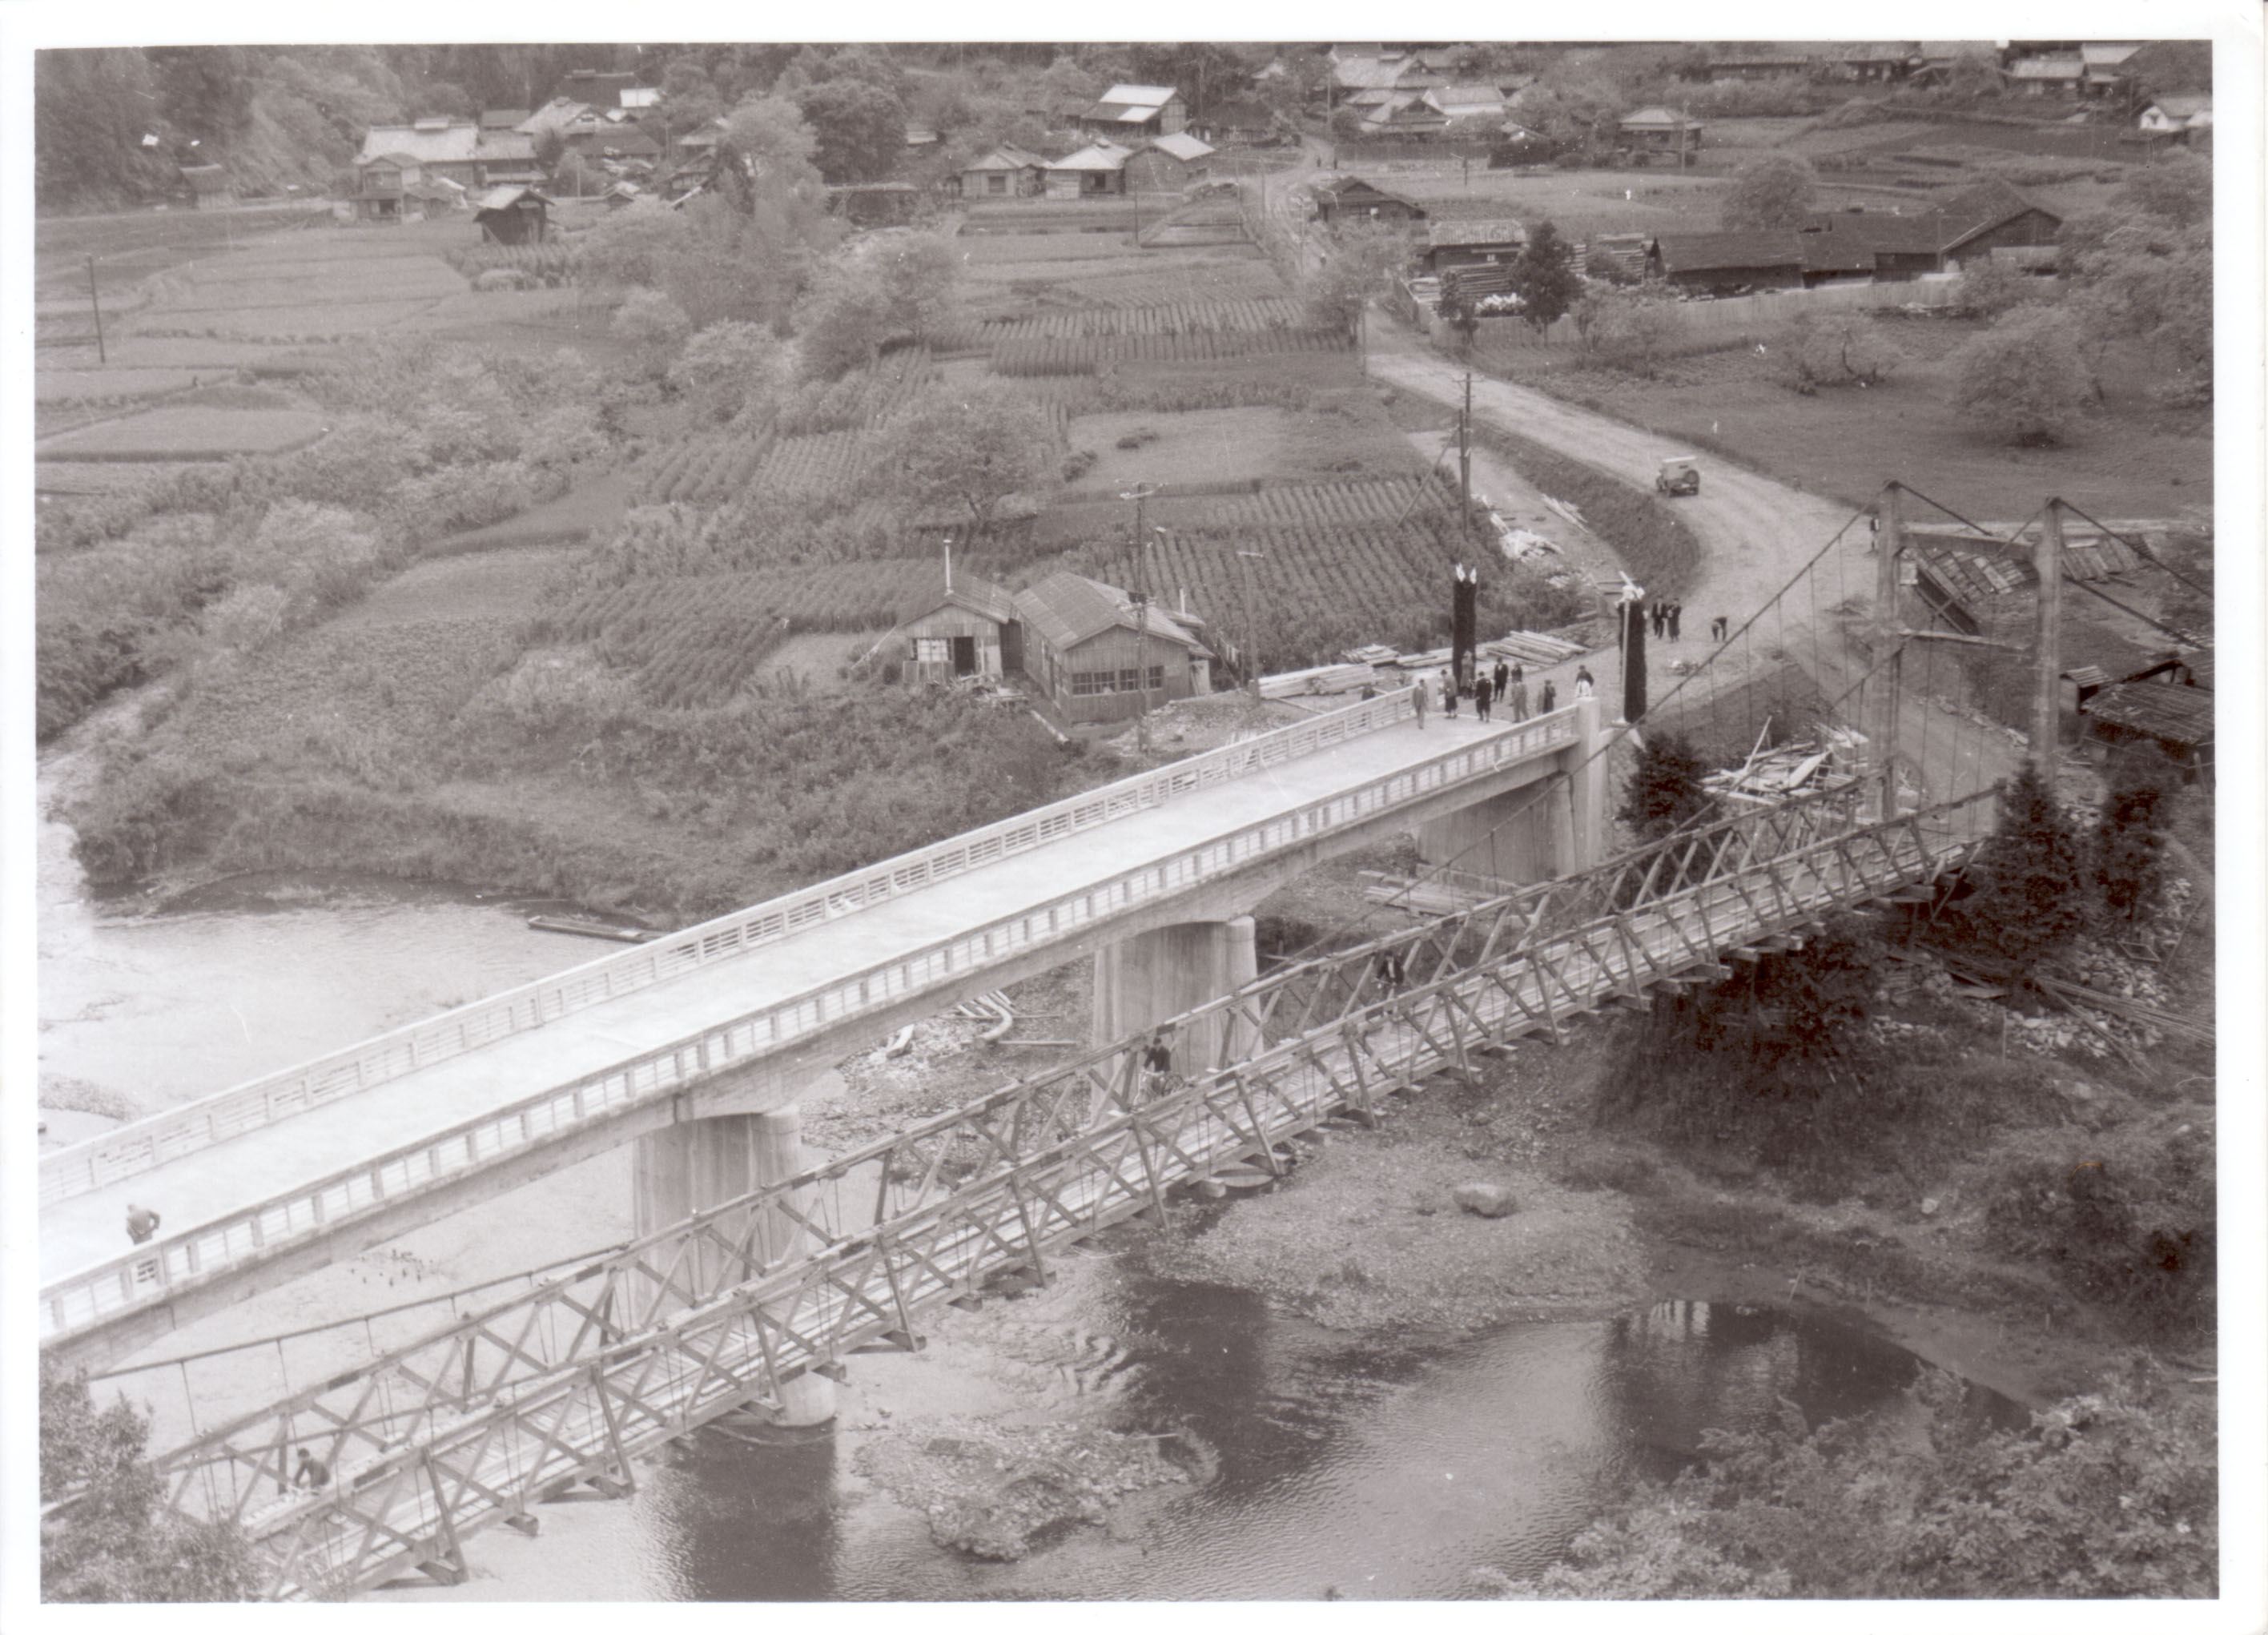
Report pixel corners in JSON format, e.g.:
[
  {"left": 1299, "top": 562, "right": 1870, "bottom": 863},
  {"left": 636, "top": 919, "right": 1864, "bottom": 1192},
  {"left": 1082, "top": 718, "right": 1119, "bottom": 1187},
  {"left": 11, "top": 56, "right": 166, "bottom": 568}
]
[{"left": 43, "top": 709, "right": 1528, "bottom": 1303}]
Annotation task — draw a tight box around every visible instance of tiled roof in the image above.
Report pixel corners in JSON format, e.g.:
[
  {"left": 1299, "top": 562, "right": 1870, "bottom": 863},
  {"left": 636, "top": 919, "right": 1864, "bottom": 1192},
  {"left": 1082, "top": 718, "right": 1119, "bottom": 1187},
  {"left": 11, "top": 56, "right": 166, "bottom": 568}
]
[
  {"left": 2084, "top": 679, "right": 2214, "bottom": 746},
  {"left": 1013, "top": 572, "right": 1205, "bottom": 653},
  {"left": 1428, "top": 83, "right": 1506, "bottom": 109},
  {"left": 967, "top": 145, "right": 1048, "bottom": 171},
  {"left": 481, "top": 108, "right": 530, "bottom": 129},
  {"left": 474, "top": 130, "right": 537, "bottom": 163},
  {"left": 1651, "top": 231, "right": 1803, "bottom": 274}
]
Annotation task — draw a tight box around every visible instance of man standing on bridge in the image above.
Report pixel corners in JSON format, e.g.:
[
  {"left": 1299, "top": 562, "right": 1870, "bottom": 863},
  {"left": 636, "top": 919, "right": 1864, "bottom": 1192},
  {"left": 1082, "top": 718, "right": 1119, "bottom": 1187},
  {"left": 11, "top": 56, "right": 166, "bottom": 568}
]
[
  {"left": 1411, "top": 673, "right": 1427, "bottom": 729},
  {"left": 1505, "top": 664, "right": 1528, "bottom": 721},
  {"left": 1474, "top": 672, "right": 1493, "bottom": 721},
  {"left": 126, "top": 1203, "right": 160, "bottom": 1245}
]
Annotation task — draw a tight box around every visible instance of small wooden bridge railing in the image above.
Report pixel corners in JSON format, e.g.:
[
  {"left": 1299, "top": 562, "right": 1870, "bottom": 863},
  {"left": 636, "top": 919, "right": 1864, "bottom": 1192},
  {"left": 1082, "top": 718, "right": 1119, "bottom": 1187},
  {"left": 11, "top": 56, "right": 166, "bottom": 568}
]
[{"left": 127, "top": 789, "right": 1990, "bottom": 1600}]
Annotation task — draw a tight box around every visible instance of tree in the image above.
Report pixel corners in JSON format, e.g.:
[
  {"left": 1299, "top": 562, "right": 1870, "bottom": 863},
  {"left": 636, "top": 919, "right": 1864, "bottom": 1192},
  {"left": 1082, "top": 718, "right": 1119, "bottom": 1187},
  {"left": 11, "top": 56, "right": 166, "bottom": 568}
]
[
  {"left": 1328, "top": 104, "right": 1367, "bottom": 145},
  {"left": 667, "top": 321, "right": 786, "bottom": 423},
  {"left": 1940, "top": 761, "right": 2085, "bottom": 974},
  {"left": 532, "top": 125, "right": 566, "bottom": 173},
  {"left": 1952, "top": 252, "right": 2041, "bottom": 321},
  {"left": 42, "top": 1360, "right": 257, "bottom": 1601},
  {"left": 1435, "top": 287, "right": 1479, "bottom": 355},
  {"left": 1491, "top": 1365, "right": 2216, "bottom": 1601},
  {"left": 2117, "top": 153, "right": 2212, "bottom": 230},
  {"left": 792, "top": 263, "right": 895, "bottom": 381},
  {"left": 1301, "top": 217, "right": 1412, "bottom": 372},
  {"left": 1719, "top": 154, "right": 1817, "bottom": 231},
  {"left": 1509, "top": 219, "right": 1582, "bottom": 337},
  {"left": 875, "top": 387, "right": 1058, "bottom": 543},
  {"left": 1580, "top": 286, "right": 1686, "bottom": 379},
  {"left": 1951, "top": 307, "right": 2092, "bottom": 445},
  {"left": 794, "top": 78, "right": 908, "bottom": 184},
  {"left": 611, "top": 287, "right": 694, "bottom": 376},
  {"left": 1617, "top": 731, "right": 1715, "bottom": 842},
  {"left": 2093, "top": 760, "right": 2176, "bottom": 923},
  {"left": 868, "top": 232, "right": 963, "bottom": 345},
  {"left": 1772, "top": 310, "right": 1903, "bottom": 392}
]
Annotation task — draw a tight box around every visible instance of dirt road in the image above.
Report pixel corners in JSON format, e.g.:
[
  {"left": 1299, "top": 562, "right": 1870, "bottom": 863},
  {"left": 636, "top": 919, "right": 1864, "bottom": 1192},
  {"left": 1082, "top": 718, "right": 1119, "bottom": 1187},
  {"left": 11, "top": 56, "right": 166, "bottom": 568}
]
[{"left": 1366, "top": 322, "right": 2020, "bottom": 818}]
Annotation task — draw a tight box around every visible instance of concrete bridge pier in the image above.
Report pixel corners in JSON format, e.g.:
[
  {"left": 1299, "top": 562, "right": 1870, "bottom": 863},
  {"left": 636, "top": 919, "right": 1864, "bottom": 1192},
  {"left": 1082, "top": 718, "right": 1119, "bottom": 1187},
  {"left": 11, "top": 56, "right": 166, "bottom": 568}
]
[
  {"left": 1091, "top": 914, "right": 1261, "bottom": 1074},
  {"left": 1415, "top": 696, "right": 1610, "bottom": 886},
  {"left": 632, "top": 1084, "right": 841, "bottom": 1428}
]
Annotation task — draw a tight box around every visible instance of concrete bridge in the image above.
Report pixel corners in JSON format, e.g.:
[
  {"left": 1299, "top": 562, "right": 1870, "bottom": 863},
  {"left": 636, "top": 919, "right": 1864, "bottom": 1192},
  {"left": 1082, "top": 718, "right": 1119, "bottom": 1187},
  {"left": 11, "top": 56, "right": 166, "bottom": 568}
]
[{"left": 42, "top": 689, "right": 1610, "bottom": 1369}]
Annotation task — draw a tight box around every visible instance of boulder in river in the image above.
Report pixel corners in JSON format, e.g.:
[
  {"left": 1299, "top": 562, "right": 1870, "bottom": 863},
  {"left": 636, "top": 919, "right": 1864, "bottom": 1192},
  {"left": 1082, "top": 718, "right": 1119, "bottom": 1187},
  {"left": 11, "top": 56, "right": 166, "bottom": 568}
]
[{"left": 1453, "top": 1182, "right": 1518, "bottom": 1219}]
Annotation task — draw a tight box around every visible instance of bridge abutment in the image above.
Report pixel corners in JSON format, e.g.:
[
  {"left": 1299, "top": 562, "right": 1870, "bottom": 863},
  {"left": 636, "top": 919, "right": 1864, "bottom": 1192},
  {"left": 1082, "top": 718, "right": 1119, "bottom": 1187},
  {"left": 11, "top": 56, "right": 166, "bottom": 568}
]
[
  {"left": 1414, "top": 697, "right": 1609, "bottom": 885},
  {"left": 1092, "top": 914, "right": 1260, "bottom": 1071},
  {"left": 632, "top": 1103, "right": 838, "bottom": 1428}
]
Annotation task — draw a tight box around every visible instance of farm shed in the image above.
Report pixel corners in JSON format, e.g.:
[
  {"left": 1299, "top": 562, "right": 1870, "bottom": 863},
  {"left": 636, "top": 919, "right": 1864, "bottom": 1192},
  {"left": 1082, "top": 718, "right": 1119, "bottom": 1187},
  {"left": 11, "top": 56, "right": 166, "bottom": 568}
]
[
  {"left": 175, "top": 163, "right": 235, "bottom": 209},
  {"left": 474, "top": 184, "right": 556, "bottom": 245},
  {"left": 1045, "top": 142, "right": 1133, "bottom": 199},
  {"left": 2081, "top": 678, "right": 2213, "bottom": 777},
  {"left": 2078, "top": 42, "right": 2145, "bottom": 97},
  {"left": 1797, "top": 210, "right": 1951, "bottom": 280},
  {"left": 1309, "top": 175, "right": 1424, "bottom": 226},
  {"left": 1079, "top": 85, "right": 1187, "bottom": 140},
  {"left": 1617, "top": 107, "right": 1703, "bottom": 162},
  {"left": 1191, "top": 98, "right": 1278, "bottom": 146},
  {"left": 962, "top": 144, "right": 1048, "bottom": 199},
  {"left": 1014, "top": 571, "right": 1212, "bottom": 725},
  {"left": 1647, "top": 231, "right": 1804, "bottom": 293},
  {"left": 1124, "top": 132, "right": 1216, "bottom": 193},
  {"left": 1423, "top": 219, "right": 1526, "bottom": 276},
  {"left": 1934, "top": 179, "right": 2063, "bottom": 267},
  {"left": 876, "top": 563, "right": 1019, "bottom": 686}
]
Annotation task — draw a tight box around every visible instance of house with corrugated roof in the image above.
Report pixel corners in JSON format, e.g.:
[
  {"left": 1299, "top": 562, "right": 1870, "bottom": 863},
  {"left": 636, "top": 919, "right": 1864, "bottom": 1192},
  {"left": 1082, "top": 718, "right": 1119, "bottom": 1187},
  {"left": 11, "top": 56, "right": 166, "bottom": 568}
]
[
  {"left": 1013, "top": 570, "right": 1211, "bottom": 724},
  {"left": 1078, "top": 85, "right": 1186, "bottom": 140},
  {"left": 1647, "top": 230, "right": 1804, "bottom": 291},
  {"left": 1044, "top": 140, "right": 1135, "bottom": 199},
  {"left": 1934, "top": 178, "right": 2062, "bottom": 266},
  {"left": 874, "top": 560, "right": 1020, "bottom": 685},
  {"left": 473, "top": 184, "right": 556, "bottom": 245}
]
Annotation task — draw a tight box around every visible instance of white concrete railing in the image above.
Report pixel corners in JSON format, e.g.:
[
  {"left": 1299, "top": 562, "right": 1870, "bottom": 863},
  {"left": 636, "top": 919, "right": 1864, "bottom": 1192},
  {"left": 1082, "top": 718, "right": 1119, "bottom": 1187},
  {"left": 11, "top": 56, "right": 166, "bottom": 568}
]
[
  {"left": 40, "top": 704, "right": 1581, "bottom": 1344},
  {"left": 41, "top": 687, "right": 1428, "bottom": 1211}
]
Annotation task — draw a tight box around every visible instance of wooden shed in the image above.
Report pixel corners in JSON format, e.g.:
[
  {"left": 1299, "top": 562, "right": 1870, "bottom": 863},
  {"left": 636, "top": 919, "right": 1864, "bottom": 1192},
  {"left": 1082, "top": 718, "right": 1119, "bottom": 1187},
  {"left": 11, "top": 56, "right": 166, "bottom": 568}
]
[
  {"left": 877, "top": 561, "right": 1019, "bottom": 686},
  {"left": 1647, "top": 231, "right": 1804, "bottom": 293},
  {"left": 1309, "top": 175, "right": 1424, "bottom": 226},
  {"left": 1013, "top": 570, "right": 1211, "bottom": 725},
  {"left": 961, "top": 143, "right": 1048, "bottom": 199},
  {"left": 1044, "top": 141, "right": 1132, "bottom": 199},
  {"left": 473, "top": 184, "right": 556, "bottom": 244},
  {"left": 1124, "top": 132, "right": 1216, "bottom": 193}
]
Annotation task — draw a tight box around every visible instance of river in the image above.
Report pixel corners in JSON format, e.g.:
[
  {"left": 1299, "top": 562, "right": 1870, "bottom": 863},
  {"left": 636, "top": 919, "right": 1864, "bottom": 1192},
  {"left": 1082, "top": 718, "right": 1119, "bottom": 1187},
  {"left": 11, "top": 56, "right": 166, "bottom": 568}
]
[{"left": 34, "top": 755, "right": 2016, "bottom": 1601}]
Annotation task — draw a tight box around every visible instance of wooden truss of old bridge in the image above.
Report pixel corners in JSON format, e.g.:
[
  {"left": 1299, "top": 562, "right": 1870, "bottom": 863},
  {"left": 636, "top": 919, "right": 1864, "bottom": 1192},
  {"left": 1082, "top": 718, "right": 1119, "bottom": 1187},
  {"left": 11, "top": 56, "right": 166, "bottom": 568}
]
[{"left": 121, "top": 785, "right": 1992, "bottom": 1599}]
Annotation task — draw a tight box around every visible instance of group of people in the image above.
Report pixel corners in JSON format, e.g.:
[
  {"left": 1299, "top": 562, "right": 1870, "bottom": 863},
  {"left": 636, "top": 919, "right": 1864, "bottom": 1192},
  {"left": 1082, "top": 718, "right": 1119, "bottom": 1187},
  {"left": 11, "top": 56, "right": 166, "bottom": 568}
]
[
  {"left": 1647, "top": 601, "right": 1686, "bottom": 642},
  {"left": 1414, "top": 659, "right": 1584, "bottom": 727}
]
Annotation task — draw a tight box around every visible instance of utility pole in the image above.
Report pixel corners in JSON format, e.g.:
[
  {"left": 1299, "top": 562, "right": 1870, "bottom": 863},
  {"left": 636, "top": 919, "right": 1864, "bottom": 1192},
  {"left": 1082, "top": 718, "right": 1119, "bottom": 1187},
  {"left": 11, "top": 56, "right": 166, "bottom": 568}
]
[
  {"left": 1237, "top": 547, "right": 1265, "bottom": 697},
  {"left": 1458, "top": 373, "right": 1474, "bottom": 555},
  {"left": 2033, "top": 499, "right": 2065, "bottom": 769},
  {"left": 1871, "top": 483, "right": 1906, "bottom": 822},
  {"left": 1122, "top": 485, "right": 1158, "bottom": 754},
  {"left": 86, "top": 257, "right": 107, "bottom": 365}
]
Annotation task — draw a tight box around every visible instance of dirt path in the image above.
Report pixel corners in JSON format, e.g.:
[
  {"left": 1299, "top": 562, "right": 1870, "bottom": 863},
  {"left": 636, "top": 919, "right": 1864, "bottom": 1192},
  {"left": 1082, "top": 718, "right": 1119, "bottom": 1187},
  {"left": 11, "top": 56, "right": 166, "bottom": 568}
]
[{"left": 1366, "top": 321, "right": 2021, "bottom": 814}]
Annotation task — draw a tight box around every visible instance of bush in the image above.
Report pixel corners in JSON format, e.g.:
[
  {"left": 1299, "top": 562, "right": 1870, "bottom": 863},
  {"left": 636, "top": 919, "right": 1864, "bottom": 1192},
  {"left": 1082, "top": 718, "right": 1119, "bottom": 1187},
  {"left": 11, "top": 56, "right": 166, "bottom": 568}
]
[
  {"left": 1934, "top": 761, "right": 2085, "bottom": 975},
  {"left": 1771, "top": 311, "right": 1902, "bottom": 394},
  {"left": 1950, "top": 307, "right": 2092, "bottom": 445},
  {"left": 1984, "top": 1127, "right": 2215, "bottom": 1332}
]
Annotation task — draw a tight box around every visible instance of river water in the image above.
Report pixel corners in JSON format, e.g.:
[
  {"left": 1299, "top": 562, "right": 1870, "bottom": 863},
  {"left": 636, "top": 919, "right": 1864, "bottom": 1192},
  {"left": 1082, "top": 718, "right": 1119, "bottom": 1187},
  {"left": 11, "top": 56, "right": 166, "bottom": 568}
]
[{"left": 35, "top": 759, "right": 2015, "bottom": 1600}]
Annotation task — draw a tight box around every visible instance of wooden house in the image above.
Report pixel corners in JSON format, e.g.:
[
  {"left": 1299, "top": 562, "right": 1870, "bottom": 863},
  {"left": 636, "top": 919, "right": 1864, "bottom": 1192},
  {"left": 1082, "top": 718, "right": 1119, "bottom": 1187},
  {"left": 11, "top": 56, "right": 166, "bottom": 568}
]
[
  {"left": 1796, "top": 210, "right": 1951, "bottom": 280},
  {"left": 1934, "top": 179, "right": 2062, "bottom": 267},
  {"left": 1078, "top": 85, "right": 1187, "bottom": 141},
  {"left": 1044, "top": 141, "right": 1132, "bottom": 199},
  {"left": 1422, "top": 218, "right": 1526, "bottom": 276},
  {"left": 1014, "top": 571, "right": 1211, "bottom": 725},
  {"left": 876, "top": 562, "right": 1019, "bottom": 685},
  {"left": 2081, "top": 672, "right": 2213, "bottom": 777},
  {"left": 175, "top": 163, "right": 235, "bottom": 209},
  {"left": 1124, "top": 132, "right": 1215, "bottom": 193},
  {"left": 355, "top": 120, "right": 489, "bottom": 215},
  {"left": 1191, "top": 98, "right": 1279, "bottom": 147},
  {"left": 473, "top": 184, "right": 555, "bottom": 245},
  {"left": 1618, "top": 107, "right": 1703, "bottom": 163},
  {"left": 1647, "top": 231, "right": 1804, "bottom": 293},
  {"left": 961, "top": 143, "right": 1048, "bottom": 199},
  {"left": 1354, "top": 92, "right": 1450, "bottom": 138},
  {"left": 2138, "top": 95, "right": 2213, "bottom": 141},
  {"left": 1308, "top": 175, "right": 1423, "bottom": 226},
  {"left": 2005, "top": 53, "right": 2085, "bottom": 95}
]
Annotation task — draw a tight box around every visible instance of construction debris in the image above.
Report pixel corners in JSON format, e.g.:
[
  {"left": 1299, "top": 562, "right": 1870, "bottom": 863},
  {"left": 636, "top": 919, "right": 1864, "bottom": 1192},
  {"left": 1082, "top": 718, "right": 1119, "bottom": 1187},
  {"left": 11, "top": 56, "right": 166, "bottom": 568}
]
[{"left": 1703, "top": 725, "right": 1866, "bottom": 801}]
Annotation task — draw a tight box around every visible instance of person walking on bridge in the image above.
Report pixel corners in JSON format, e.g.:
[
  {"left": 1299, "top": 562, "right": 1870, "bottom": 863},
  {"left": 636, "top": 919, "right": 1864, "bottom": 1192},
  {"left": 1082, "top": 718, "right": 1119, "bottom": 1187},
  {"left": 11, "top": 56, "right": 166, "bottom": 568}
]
[
  {"left": 1474, "top": 673, "right": 1494, "bottom": 721},
  {"left": 1505, "top": 664, "right": 1528, "bottom": 721},
  {"left": 1573, "top": 666, "right": 1595, "bottom": 700},
  {"left": 1440, "top": 671, "right": 1458, "bottom": 719},
  {"left": 1411, "top": 673, "right": 1427, "bottom": 729},
  {"left": 125, "top": 1203, "right": 160, "bottom": 1245},
  {"left": 1493, "top": 657, "right": 1510, "bottom": 698},
  {"left": 1539, "top": 678, "right": 1557, "bottom": 714}
]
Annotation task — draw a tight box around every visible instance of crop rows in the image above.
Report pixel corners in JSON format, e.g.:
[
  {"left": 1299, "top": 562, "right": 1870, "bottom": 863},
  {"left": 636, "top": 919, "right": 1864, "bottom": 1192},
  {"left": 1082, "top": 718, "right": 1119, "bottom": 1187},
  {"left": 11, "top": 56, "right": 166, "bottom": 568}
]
[
  {"left": 774, "top": 347, "right": 940, "bottom": 436},
  {"left": 1053, "top": 263, "right": 1289, "bottom": 310},
  {"left": 638, "top": 429, "right": 778, "bottom": 505},
  {"left": 443, "top": 243, "right": 579, "bottom": 286},
  {"left": 992, "top": 328, "right": 1345, "bottom": 376},
  {"left": 1155, "top": 476, "right": 1450, "bottom": 532},
  {"left": 981, "top": 298, "right": 1307, "bottom": 339},
  {"left": 749, "top": 429, "right": 880, "bottom": 501}
]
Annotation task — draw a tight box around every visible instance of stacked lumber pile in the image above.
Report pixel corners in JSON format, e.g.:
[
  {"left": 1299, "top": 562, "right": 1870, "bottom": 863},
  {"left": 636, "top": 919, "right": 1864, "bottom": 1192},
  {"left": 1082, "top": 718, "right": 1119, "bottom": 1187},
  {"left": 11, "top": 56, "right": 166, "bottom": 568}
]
[
  {"left": 1258, "top": 662, "right": 1381, "bottom": 699},
  {"left": 1481, "top": 630, "right": 1585, "bottom": 667}
]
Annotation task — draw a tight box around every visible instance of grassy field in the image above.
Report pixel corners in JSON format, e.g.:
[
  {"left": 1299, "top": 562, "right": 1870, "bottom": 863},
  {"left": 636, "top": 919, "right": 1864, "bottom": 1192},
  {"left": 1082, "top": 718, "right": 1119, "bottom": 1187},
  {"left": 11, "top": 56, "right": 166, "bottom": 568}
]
[
  {"left": 1470, "top": 318, "right": 2211, "bottom": 520},
  {"left": 35, "top": 404, "right": 327, "bottom": 460}
]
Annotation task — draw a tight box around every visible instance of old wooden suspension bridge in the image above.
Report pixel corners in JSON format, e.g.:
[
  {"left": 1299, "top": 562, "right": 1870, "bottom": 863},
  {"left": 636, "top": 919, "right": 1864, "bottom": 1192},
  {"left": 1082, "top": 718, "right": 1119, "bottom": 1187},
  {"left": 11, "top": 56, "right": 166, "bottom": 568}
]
[{"left": 131, "top": 787, "right": 1991, "bottom": 1599}]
